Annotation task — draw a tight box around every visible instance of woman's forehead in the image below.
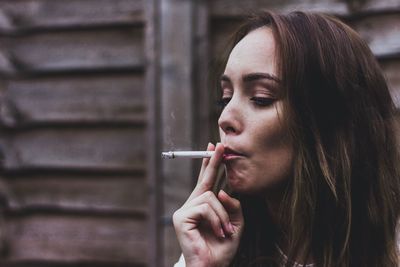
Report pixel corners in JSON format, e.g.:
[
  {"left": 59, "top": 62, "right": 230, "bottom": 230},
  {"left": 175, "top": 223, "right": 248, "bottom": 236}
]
[{"left": 224, "top": 27, "right": 277, "bottom": 77}]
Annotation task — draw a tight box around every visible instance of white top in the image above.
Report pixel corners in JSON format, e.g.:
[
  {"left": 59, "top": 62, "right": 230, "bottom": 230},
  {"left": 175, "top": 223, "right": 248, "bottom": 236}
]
[{"left": 173, "top": 254, "right": 185, "bottom": 267}]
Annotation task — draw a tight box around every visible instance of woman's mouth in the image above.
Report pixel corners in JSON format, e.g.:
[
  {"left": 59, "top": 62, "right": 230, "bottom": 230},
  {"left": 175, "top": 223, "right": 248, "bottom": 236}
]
[{"left": 223, "top": 147, "right": 246, "bottom": 161}]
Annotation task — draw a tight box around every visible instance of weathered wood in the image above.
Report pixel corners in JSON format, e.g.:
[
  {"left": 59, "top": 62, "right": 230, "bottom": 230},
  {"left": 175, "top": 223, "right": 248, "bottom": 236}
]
[
  {"left": 144, "top": 0, "right": 163, "bottom": 265},
  {"left": 210, "top": 0, "right": 349, "bottom": 18},
  {"left": 2, "top": 214, "right": 147, "bottom": 264},
  {"left": 193, "top": 0, "right": 211, "bottom": 154},
  {"left": 0, "top": 128, "right": 145, "bottom": 171},
  {"left": 163, "top": 225, "right": 180, "bottom": 267},
  {"left": 1, "top": 175, "right": 146, "bottom": 214},
  {"left": 0, "top": 0, "right": 144, "bottom": 32},
  {"left": 349, "top": 13, "right": 400, "bottom": 57},
  {"left": 0, "top": 74, "right": 145, "bottom": 127},
  {"left": 0, "top": 1, "right": 150, "bottom": 266},
  {"left": 160, "top": 0, "right": 195, "bottom": 214},
  {"left": 0, "top": 27, "right": 144, "bottom": 74},
  {"left": 158, "top": 0, "right": 203, "bottom": 266},
  {"left": 348, "top": 0, "right": 400, "bottom": 13}
]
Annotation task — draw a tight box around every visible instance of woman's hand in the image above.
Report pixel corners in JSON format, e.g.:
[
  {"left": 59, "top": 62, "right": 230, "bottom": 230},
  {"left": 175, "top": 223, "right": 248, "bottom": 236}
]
[{"left": 172, "top": 143, "right": 244, "bottom": 267}]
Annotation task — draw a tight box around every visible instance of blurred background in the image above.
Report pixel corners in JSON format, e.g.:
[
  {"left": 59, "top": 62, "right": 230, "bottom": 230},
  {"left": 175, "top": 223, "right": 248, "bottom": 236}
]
[{"left": 0, "top": 0, "right": 397, "bottom": 267}]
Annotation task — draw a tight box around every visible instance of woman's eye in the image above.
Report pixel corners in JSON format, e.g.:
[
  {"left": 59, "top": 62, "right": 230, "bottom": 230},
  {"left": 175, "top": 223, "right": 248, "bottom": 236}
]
[
  {"left": 216, "top": 97, "right": 231, "bottom": 108},
  {"left": 250, "top": 97, "right": 274, "bottom": 106}
]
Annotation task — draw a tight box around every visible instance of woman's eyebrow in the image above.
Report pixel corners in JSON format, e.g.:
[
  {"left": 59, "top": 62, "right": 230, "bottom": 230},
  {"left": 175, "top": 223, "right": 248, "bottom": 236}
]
[
  {"left": 242, "top": 72, "right": 281, "bottom": 83},
  {"left": 220, "top": 72, "right": 281, "bottom": 83}
]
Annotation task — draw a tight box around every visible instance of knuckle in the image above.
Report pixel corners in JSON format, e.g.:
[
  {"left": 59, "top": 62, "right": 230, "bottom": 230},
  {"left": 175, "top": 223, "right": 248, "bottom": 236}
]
[
  {"left": 172, "top": 210, "right": 181, "bottom": 223},
  {"left": 203, "top": 190, "right": 214, "bottom": 199},
  {"left": 199, "top": 203, "right": 211, "bottom": 215}
]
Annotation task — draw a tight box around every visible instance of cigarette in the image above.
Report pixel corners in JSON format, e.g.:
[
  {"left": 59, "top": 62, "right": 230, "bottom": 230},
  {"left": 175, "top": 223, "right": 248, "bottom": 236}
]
[{"left": 161, "top": 151, "right": 215, "bottom": 159}]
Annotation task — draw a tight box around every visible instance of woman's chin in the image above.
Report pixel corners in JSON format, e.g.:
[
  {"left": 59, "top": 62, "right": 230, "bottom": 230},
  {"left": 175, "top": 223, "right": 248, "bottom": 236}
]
[
  {"left": 226, "top": 173, "right": 272, "bottom": 195},
  {"left": 227, "top": 175, "right": 255, "bottom": 194}
]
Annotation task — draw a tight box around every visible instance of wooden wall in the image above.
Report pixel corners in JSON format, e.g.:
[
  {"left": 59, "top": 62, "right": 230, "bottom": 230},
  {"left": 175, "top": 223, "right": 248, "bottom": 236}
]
[
  {"left": 0, "top": 1, "right": 398, "bottom": 267},
  {"left": 0, "top": 0, "right": 147, "bottom": 266}
]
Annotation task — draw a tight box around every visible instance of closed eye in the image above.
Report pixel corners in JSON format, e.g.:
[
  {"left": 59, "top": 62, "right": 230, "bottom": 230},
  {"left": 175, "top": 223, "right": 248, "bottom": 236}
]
[{"left": 250, "top": 97, "right": 274, "bottom": 106}]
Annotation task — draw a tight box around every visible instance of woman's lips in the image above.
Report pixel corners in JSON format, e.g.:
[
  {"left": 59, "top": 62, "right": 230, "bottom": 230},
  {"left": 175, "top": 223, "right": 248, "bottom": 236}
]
[
  {"left": 223, "top": 147, "right": 246, "bottom": 161},
  {"left": 223, "top": 154, "right": 243, "bottom": 160}
]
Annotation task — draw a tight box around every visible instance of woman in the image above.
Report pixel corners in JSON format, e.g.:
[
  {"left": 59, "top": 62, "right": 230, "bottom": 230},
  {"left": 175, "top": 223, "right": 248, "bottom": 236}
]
[{"left": 173, "top": 11, "right": 400, "bottom": 267}]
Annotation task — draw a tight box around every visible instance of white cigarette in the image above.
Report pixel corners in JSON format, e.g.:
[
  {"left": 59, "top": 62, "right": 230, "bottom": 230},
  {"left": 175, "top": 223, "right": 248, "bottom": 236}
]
[{"left": 161, "top": 151, "right": 215, "bottom": 159}]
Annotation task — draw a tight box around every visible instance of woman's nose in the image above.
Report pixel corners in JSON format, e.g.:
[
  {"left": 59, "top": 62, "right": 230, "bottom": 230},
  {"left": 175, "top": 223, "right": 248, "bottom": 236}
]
[{"left": 218, "top": 101, "right": 242, "bottom": 135}]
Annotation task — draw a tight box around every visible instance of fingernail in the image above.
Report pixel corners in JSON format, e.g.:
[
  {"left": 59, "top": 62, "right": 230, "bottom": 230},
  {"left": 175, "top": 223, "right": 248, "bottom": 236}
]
[
  {"left": 228, "top": 223, "right": 234, "bottom": 234},
  {"left": 220, "top": 228, "right": 225, "bottom": 238},
  {"left": 224, "top": 223, "right": 233, "bottom": 235}
]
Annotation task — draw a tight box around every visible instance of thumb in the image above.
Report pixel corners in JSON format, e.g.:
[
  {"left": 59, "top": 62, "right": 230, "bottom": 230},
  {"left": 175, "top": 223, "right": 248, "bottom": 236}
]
[{"left": 218, "top": 190, "right": 243, "bottom": 226}]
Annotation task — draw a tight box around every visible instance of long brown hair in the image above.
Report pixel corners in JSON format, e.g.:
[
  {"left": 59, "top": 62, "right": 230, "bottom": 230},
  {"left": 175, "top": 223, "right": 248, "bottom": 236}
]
[{"left": 216, "top": 11, "right": 400, "bottom": 267}]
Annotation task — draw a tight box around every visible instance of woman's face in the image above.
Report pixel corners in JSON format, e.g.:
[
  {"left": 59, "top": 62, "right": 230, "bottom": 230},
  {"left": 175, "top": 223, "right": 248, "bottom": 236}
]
[{"left": 219, "top": 27, "right": 293, "bottom": 194}]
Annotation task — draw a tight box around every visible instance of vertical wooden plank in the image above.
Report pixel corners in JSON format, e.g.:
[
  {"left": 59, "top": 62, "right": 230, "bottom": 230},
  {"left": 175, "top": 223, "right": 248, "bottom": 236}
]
[
  {"left": 159, "top": 0, "right": 202, "bottom": 266},
  {"left": 193, "top": 0, "right": 211, "bottom": 176},
  {"left": 145, "top": 0, "right": 163, "bottom": 267},
  {"left": 160, "top": 0, "right": 194, "bottom": 215}
]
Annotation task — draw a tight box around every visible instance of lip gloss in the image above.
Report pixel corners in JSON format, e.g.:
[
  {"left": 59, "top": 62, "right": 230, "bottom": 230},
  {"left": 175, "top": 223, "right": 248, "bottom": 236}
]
[{"left": 161, "top": 151, "right": 215, "bottom": 159}]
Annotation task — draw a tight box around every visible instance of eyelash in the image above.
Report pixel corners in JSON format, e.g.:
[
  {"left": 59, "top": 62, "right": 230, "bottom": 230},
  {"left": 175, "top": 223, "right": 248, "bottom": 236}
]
[{"left": 216, "top": 97, "right": 274, "bottom": 108}]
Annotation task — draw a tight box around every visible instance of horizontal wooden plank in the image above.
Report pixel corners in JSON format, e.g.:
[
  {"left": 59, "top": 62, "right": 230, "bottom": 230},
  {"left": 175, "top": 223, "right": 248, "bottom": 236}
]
[
  {"left": 0, "top": 0, "right": 144, "bottom": 32},
  {"left": 210, "top": 0, "right": 349, "bottom": 18},
  {"left": 0, "top": 27, "right": 144, "bottom": 74},
  {"left": 0, "top": 74, "right": 145, "bottom": 126},
  {"left": 381, "top": 58, "right": 400, "bottom": 108},
  {"left": 350, "top": 0, "right": 400, "bottom": 13},
  {"left": 350, "top": 13, "right": 400, "bottom": 57},
  {"left": 0, "top": 128, "right": 145, "bottom": 171},
  {"left": 2, "top": 214, "right": 147, "bottom": 264},
  {"left": 0, "top": 174, "right": 146, "bottom": 213}
]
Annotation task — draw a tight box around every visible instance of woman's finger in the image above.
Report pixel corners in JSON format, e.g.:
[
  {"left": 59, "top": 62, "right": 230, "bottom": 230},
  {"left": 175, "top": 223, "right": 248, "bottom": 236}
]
[
  {"left": 197, "top": 143, "right": 214, "bottom": 183},
  {"left": 184, "top": 191, "right": 234, "bottom": 235},
  {"left": 188, "top": 143, "right": 225, "bottom": 201},
  {"left": 218, "top": 190, "right": 243, "bottom": 229},
  {"left": 178, "top": 203, "right": 226, "bottom": 239}
]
